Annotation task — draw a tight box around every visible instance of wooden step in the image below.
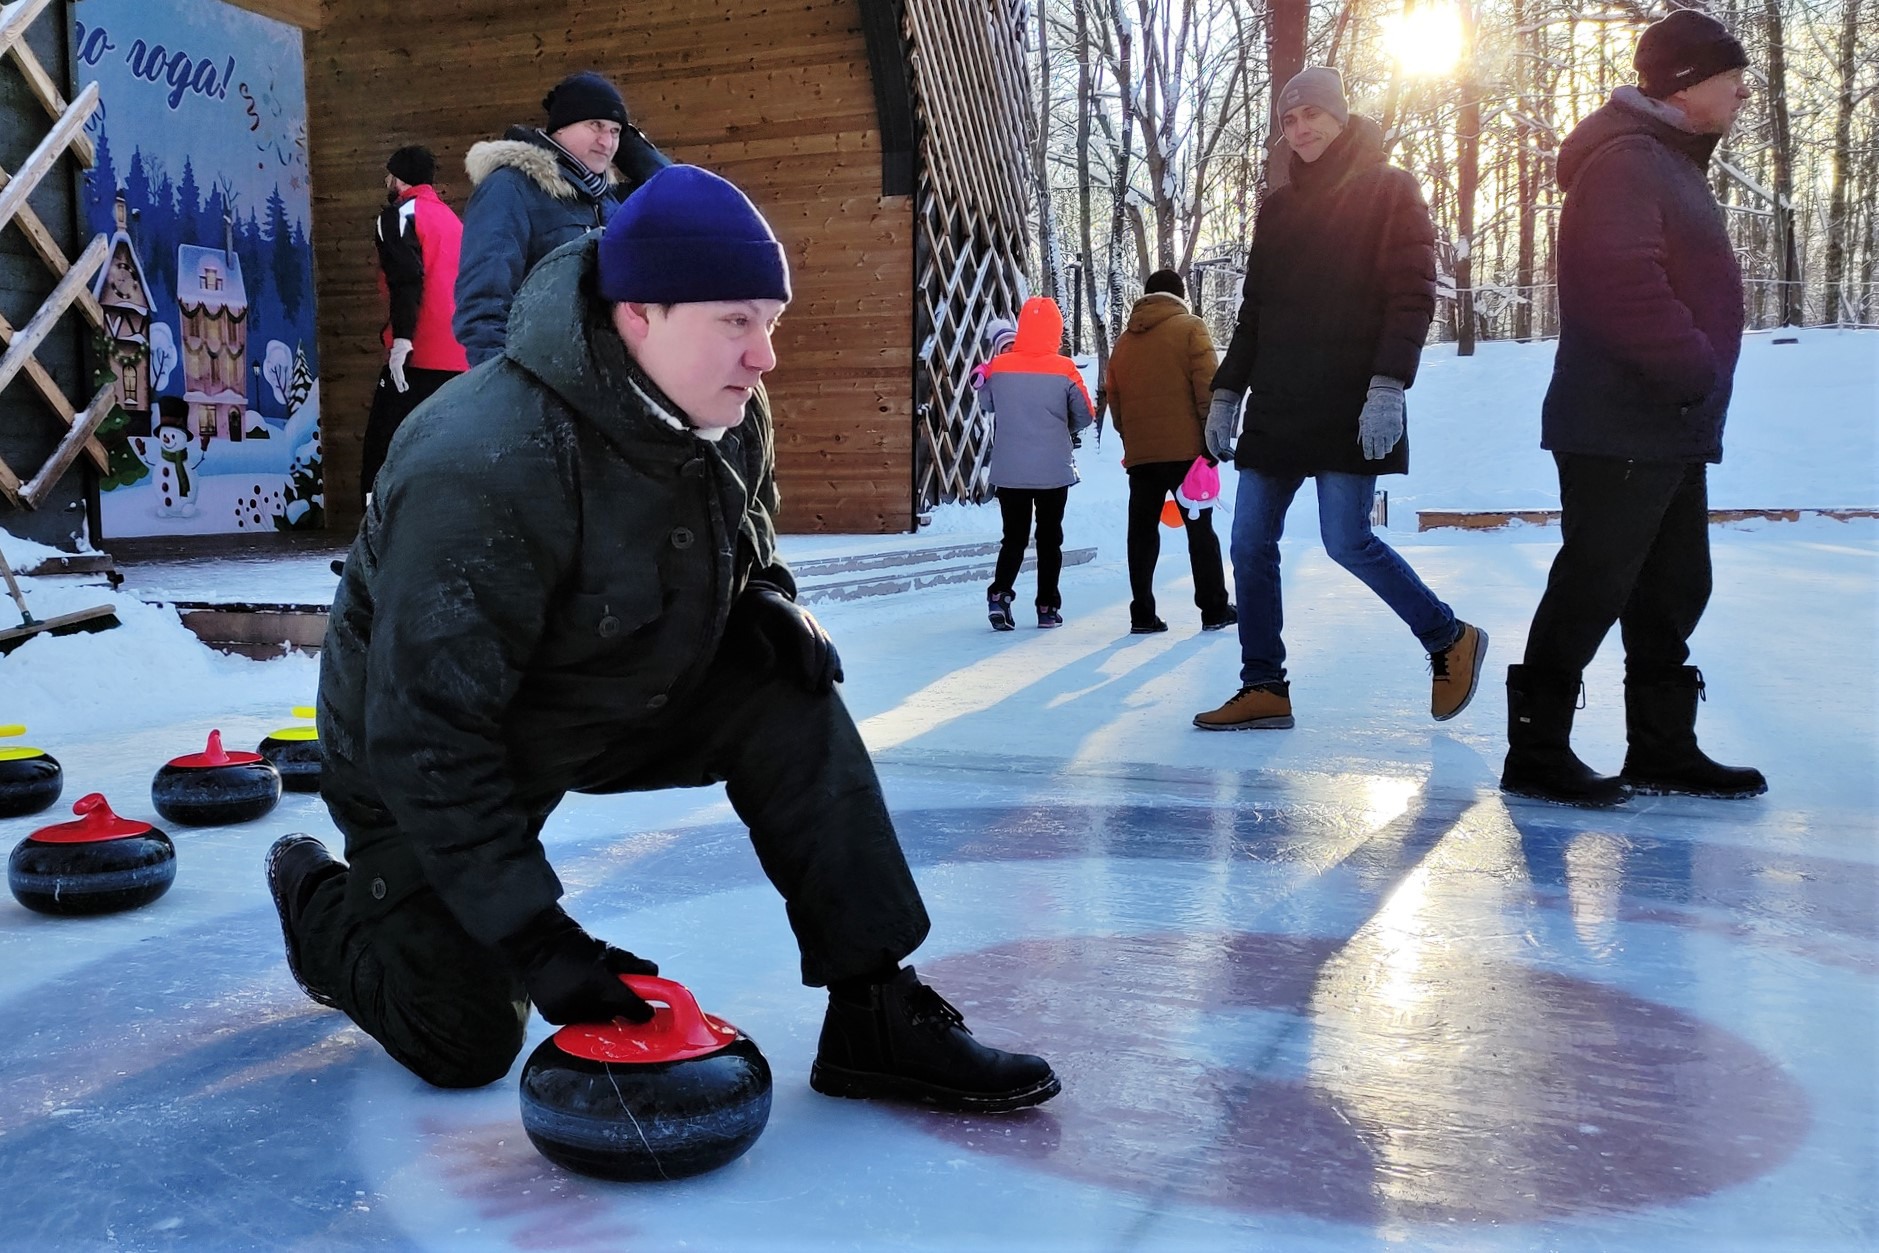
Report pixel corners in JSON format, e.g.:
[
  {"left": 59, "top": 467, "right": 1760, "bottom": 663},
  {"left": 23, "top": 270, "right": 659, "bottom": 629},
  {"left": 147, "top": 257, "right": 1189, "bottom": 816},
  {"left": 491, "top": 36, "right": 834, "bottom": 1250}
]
[{"left": 1417, "top": 506, "right": 1879, "bottom": 532}]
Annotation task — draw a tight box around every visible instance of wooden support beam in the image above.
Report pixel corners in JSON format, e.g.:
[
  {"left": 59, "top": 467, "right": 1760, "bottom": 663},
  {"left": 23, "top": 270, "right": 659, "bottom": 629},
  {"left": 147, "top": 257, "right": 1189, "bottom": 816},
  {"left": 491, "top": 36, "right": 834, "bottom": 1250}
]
[
  {"left": 0, "top": 449, "right": 21, "bottom": 507},
  {"left": 0, "top": 307, "right": 110, "bottom": 473},
  {"left": 0, "top": 0, "right": 54, "bottom": 59},
  {"left": 0, "top": 233, "right": 108, "bottom": 401},
  {"left": 0, "top": 164, "right": 104, "bottom": 328},
  {"left": 20, "top": 385, "right": 114, "bottom": 507},
  {"left": 5, "top": 38, "right": 93, "bottom": 166},
  {"left": 0, "top": 80, "right": 99, "bottom": 240},
  {"left": 221, "top": 0, "right": 324, "bottom": 30}
]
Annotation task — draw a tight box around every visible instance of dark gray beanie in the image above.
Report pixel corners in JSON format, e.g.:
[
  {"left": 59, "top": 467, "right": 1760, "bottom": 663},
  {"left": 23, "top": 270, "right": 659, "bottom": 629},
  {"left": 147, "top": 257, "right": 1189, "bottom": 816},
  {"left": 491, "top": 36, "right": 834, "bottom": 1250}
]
[
  {"left": 1276, "top": 66, "right": 1349, "bottom": 127},
  {"left": 1635, "top": 10, "right": 1748, "bottom": 99}
]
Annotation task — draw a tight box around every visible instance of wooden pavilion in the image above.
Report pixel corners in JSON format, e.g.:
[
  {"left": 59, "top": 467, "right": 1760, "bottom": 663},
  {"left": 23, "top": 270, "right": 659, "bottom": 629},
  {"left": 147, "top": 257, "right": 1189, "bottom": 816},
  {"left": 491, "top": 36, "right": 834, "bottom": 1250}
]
[
  {"left": 283, "top": 0, "right": 1032, "bottom": 533},
  {"left": 0, "top": 0, "right": 1032, "bottom": 548}
]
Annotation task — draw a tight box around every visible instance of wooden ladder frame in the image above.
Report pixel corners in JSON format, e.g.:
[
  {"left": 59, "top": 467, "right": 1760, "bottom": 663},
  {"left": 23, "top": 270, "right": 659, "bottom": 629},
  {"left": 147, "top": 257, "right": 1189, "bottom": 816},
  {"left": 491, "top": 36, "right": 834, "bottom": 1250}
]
[{"left": 0, "top": 0, "right": 113, "bottom": 512}]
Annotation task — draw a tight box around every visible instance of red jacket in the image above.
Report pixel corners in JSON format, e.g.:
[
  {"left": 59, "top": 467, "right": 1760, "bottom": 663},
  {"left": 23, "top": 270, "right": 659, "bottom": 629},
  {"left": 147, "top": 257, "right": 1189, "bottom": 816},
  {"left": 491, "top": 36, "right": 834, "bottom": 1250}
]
[{"left": 378, "top": 184, "right": 469, "bottom": 372}]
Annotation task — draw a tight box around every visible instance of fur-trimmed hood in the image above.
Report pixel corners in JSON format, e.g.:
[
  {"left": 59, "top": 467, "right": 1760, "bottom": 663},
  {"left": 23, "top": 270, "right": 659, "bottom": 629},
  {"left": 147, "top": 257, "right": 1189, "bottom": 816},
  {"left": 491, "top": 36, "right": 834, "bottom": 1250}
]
[{"left": 465, "top": 126, "right": 624, "bottom": 201}]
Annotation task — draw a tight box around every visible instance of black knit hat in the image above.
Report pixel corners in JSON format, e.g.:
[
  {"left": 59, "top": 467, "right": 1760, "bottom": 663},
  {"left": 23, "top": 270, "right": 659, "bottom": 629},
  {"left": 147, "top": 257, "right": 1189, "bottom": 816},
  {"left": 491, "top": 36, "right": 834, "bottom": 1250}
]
[
  {"left": 1144, "top": 269, "right": 1185, "bottom": 299},
  {"left": 1635, "top": 10, "right": 1748, "bottom": 99},
  {"left": 385, "top": 145, "right": 435, "bottom": 186},
  {"left": 543, "top": 71, "right": 628, "bottom": 132}
]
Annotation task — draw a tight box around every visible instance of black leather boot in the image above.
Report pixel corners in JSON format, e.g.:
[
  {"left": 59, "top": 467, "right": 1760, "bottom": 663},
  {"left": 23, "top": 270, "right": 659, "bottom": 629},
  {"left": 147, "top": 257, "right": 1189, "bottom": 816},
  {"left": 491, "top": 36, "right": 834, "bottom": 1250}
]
[
  {"left": 810, "top": 967, "right": 1060, "bottom": 1112},
  {"left": 1500, "top": 664, "right": 1630, "bottom": 808},
  {"left": 265, "top": 834, "right": 345, "bottom": 1007},
  {"left": 1621, "top": 667, "right": 1767, "bottom": 798}
]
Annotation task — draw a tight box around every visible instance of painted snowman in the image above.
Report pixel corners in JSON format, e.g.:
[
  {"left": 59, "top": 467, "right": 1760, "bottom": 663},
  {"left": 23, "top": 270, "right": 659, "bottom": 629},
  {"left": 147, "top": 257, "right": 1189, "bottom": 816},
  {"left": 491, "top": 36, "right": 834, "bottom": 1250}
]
[{"left": 135, "top": 397, "right": 207, "bottom": 518}]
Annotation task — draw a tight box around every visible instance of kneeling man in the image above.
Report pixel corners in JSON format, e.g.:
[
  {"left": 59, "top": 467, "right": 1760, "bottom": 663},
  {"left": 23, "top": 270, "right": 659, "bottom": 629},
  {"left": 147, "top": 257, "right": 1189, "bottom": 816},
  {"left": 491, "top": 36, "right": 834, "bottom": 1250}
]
[{"left": 268, "top": 165, "right": 1059, "bottom": 1114}]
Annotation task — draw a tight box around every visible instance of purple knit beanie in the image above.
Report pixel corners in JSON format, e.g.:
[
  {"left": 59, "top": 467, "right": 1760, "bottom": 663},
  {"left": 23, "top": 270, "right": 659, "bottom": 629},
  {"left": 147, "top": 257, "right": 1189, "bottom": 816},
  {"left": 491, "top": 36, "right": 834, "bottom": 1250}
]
[{"left": 597, "top": 165, "right": 791, "bottom": 305}]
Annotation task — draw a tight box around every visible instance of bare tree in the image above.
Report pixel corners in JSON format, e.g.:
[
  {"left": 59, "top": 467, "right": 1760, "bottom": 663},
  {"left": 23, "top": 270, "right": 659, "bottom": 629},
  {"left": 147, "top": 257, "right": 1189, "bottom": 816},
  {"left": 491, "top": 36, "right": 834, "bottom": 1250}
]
[
  {"left": 1761, "top": 0, "right": 1803, "bottom": 325},
  {"left": 1035, "top": 4, "right": 1064, "bottom": 304},
  {"left": 1822, "top": 0, "right": 1863, "bottom": 324}
]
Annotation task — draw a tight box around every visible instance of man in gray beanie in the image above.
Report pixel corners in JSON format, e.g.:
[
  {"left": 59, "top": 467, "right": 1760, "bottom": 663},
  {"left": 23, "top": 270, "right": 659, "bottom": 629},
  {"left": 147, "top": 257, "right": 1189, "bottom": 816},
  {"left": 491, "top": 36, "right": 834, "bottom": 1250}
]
[
  {"left": 1197, "top": 65, "right": 1485, "bottom": 732},
  {"left": 1501, "top": 12, "right": 1762, "bottom": 808},
  {"left": 269, "top": 165, "right": 1060, "bottom": 1117}
]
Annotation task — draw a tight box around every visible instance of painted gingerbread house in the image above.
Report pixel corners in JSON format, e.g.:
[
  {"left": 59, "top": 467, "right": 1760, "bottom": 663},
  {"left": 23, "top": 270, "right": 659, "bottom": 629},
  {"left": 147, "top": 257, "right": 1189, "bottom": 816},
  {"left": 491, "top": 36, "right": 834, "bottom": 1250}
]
[
  {"left": 91, "top": 195, "right": 156, "bottom": 435},
  {"left": 177, "top": 221, "right": 250, "bottom": 442}
]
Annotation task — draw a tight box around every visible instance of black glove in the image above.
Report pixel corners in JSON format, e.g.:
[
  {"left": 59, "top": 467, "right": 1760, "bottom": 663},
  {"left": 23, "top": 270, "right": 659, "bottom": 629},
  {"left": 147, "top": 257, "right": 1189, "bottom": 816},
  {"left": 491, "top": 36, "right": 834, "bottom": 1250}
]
[
  {"left": 501, "top": 905, "right": 659, "bottom": 1026},
  {"left": 722, "top": 579, "right": 844, "bottom": 694}
]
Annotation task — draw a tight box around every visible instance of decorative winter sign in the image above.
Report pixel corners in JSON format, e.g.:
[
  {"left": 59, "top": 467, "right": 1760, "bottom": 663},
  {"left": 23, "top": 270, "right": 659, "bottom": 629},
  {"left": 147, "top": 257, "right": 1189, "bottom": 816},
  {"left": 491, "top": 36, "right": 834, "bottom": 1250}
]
[{"left": 74, "top": 0, "right": 322, "bottom": 538}]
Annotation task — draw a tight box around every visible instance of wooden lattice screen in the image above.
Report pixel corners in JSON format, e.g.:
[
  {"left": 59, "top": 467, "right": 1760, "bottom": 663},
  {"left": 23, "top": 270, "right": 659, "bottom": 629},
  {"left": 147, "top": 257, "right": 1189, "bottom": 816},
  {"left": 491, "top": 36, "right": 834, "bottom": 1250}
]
[
  {"left": 904, "top": 0, "right": 1035, "bottom": 511},
  {"left": 0, "top": 0, "right": 111, "bottom": 511}
]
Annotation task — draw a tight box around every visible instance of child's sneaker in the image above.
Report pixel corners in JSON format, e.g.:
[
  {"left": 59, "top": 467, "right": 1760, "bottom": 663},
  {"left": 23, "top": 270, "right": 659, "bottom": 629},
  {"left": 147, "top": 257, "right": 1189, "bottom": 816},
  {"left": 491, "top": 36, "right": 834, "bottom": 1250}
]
[
  {"left": 987, "top": 591, "right": 1016, "bottom": 632},
  {"left": 1037, "top": 605, "right": 1063, "bottom": 629}
]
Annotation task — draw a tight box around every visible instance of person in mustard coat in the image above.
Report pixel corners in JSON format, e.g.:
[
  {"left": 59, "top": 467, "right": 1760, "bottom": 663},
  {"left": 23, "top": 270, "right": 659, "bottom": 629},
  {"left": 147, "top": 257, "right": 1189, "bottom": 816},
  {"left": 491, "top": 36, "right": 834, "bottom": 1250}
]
[{"left": 1105, "top": 269, "right": 1235, "bottom": 635}]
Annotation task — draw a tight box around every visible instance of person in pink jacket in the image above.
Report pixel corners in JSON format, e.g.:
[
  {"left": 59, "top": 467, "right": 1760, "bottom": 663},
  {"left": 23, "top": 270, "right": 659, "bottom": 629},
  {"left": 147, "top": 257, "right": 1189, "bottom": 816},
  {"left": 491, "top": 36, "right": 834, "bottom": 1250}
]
[{"left": 361, "top": 146, "right": 470, "bottom": 507}]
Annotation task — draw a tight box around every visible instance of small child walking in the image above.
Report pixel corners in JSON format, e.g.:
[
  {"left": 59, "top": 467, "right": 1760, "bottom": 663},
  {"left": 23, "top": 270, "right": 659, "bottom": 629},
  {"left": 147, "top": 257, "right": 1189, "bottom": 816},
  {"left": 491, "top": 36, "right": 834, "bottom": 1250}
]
[{"left": 976, "top": 297, "right": 1094, "bottom": 629}]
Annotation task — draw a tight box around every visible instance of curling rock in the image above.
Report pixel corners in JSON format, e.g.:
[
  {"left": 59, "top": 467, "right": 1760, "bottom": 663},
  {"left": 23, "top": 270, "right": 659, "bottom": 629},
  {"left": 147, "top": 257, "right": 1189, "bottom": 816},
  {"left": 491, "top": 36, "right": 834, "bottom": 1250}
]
[
  {"left": 9, "top": 793, "right": 175, "bottom": 916},
  {"left": 520, "top": 975, "right": 772, "bottom": 1181},
  {"left": 152, "top": 730, "right": 281, "bottom": 827},
  {"left": 0, "top": 725, "right": 61, "bottom": 818},
  {"left": 258, "top": 706, "right": 321, "bottom": 794}
]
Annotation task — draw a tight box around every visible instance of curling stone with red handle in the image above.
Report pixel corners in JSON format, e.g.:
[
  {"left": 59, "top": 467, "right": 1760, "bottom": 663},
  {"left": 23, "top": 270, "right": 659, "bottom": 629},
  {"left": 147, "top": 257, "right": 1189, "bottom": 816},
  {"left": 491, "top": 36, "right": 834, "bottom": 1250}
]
[
  {"left": 519, "top": 975, "right": 772, "bottom": 1181},
  {"left": 9, "top": 793, "right": 175, "bottom": 916},
  {"left": 152, "top": 730, "right": 281, "bottom": 826},
  {"left": 257, "top": 706, "right": 321, "bottom": 794},
  {"left": 0, "top": 724, "right": 61, "bottom": 818}
]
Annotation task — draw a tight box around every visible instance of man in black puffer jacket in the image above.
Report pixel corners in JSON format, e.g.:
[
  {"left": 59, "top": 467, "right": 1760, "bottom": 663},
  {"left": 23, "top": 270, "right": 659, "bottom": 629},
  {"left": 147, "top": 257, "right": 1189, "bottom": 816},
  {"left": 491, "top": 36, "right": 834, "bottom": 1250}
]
[
  {"left": 1195, "top": 67, "right": 1486, "bottom": 733},
  {"left": 266, "top": 166, "right": 1059, "bottom": 1116},
  {"left": 1502, "top": 11, "right": 1767, "bottom": 808}
]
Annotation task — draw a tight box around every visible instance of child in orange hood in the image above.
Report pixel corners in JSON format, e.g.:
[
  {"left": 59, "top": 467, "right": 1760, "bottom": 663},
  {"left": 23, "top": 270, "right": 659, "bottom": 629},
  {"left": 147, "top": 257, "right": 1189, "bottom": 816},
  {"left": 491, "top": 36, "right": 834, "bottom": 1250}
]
[{"left": 976, "top": 296, "right": 1094, "bottom": 629}]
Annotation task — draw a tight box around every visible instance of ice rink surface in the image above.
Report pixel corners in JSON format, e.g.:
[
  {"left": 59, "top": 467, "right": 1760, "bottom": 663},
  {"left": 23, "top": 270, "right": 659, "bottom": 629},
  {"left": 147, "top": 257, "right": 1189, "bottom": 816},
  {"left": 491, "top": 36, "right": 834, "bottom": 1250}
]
[{"left": 1, "top": 510, "right": 1873, "bottom": 1252}]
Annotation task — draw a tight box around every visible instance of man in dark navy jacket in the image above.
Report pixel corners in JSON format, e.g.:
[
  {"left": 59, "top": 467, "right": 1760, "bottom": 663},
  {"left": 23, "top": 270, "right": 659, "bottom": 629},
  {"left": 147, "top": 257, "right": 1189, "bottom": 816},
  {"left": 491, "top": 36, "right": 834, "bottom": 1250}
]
[{"left": 1502, "top": 10, "right": 1766, "bottom": 807}]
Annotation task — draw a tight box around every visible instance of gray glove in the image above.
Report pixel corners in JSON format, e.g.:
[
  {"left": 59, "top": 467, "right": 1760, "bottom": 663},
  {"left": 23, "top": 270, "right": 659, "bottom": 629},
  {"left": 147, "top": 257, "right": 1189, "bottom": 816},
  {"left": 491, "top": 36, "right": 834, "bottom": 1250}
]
[
  {"left": 1205, "top": 389, "right": 1242, "bottom": 462},
  {"left": 1358, "top": 375, "right": 1406, "bottom": 460}
]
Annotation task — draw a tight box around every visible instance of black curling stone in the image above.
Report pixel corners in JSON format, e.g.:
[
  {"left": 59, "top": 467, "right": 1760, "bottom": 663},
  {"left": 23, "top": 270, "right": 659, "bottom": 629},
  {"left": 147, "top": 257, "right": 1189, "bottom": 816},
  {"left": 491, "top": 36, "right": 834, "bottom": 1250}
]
[
  {"left": 0, "top": 728, "right": 61, "bottom": 818},
  {"left": 258, "top": 706, "right": 321, "bottom": 794},
  {"left": 520, "top": 975, "right": 772, "bottom": 1181},
  {"left": 152, "top": 729, "right": 281, "bottom": 826},
  {"left": 9, "top": 792, "right": 175, "bottom": 916}
]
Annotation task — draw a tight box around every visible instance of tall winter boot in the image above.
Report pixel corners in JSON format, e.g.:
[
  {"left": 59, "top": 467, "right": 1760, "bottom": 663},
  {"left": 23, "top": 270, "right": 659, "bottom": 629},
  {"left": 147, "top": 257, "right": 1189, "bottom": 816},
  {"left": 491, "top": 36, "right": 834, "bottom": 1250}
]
[
  {"left": 1500, "top": 664, "right": 1630, "bottom": 808},
  {"left": 1620, "top": 667, "right": 1767, "bottom": 798}
]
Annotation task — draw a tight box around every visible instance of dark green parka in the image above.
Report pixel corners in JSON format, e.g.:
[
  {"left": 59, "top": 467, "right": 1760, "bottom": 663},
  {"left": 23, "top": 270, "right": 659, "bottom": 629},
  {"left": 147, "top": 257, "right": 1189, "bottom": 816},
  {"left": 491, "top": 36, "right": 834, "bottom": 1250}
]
[{"left": 318, "top": 234, "right": 790, "bottom": 948}]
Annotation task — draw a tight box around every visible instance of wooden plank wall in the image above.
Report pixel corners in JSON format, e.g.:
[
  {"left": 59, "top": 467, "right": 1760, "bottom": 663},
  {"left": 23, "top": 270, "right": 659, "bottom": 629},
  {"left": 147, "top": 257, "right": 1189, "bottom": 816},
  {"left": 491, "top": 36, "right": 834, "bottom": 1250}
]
[{"left": 305, "top": 0, "right": 914, "bottom": 533}]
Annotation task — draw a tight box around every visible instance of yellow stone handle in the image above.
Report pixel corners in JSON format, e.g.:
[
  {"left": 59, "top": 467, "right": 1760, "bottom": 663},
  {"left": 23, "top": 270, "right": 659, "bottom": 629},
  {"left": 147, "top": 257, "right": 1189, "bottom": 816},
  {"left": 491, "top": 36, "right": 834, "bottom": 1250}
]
[
  {"left": 292, "top": 706, "right": 315, "bottom": 720},
  {"left": 0, "top": 724, "right": 24, "bottom": 738}
]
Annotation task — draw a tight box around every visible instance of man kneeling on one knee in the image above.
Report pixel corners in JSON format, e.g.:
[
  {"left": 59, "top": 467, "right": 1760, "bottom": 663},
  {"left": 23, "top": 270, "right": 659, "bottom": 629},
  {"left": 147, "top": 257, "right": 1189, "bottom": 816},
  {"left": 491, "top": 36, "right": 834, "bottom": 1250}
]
[{"left": 267, "top": 165, "right": 1059, "bottom": 1113}]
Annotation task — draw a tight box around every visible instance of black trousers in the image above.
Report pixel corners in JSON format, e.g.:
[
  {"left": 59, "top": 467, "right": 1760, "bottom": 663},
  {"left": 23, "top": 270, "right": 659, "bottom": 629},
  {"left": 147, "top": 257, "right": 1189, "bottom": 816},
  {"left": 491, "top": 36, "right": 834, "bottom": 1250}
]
[
  {"left": 1126, "top": 460, "right": 1229, "bottom": 622},
  {"left": 1523, "top": 453, "right": 1712, "bottom": 678},
  {"left": 294, "top": 660, "right": 932, "bottom": 1089},
  {"left": 360, "top": 365, "right": 460, "bottom": 508},
  {"left": 991, "top": 486, "right": 1070, "bottom": 609}
]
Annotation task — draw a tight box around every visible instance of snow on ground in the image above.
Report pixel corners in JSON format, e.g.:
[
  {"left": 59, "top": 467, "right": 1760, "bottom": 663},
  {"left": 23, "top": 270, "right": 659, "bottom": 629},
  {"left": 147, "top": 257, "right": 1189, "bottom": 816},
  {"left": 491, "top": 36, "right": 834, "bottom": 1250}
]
[{"left": 0, "top": 329, "right": 1873, "bottom": 1251}]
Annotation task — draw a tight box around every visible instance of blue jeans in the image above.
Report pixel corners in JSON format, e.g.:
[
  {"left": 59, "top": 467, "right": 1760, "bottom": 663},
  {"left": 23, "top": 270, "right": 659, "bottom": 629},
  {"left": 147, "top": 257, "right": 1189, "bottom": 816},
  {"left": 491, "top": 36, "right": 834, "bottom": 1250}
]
[{"left": 1229, "top": 468, "right": 1458, "bottom": 686}]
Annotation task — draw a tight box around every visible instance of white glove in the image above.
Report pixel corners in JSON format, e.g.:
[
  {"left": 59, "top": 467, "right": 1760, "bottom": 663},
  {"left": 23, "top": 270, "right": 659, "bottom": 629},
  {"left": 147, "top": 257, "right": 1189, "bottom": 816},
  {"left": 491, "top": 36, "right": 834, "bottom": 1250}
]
[
  {"left": 1205, "top": 389, "right": 1242, "bottom": 462},
  {"left": 388, "top": 338, "right": 413, "bottom": 393},
  {"left": 1358, "top": 375, "right": 1405, "bottom": 460}
]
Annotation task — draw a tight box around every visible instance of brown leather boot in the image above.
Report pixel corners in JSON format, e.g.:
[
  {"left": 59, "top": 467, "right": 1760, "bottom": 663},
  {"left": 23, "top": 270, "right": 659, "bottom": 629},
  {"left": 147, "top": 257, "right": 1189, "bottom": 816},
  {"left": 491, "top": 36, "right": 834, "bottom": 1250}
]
[
  {"left": 1193, "top": 681, "right": 1294, "bottom": 730},
  {"left": 1430, "top": 622, "right": 1488, "bottom": 721}
]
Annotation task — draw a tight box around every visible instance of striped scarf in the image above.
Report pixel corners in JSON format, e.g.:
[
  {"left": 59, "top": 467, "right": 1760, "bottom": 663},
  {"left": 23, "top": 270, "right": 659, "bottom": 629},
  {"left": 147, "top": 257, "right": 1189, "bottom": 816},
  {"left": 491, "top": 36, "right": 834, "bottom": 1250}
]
[{"left": 538, "top": 130, "right": 614, "bottom": 203}]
